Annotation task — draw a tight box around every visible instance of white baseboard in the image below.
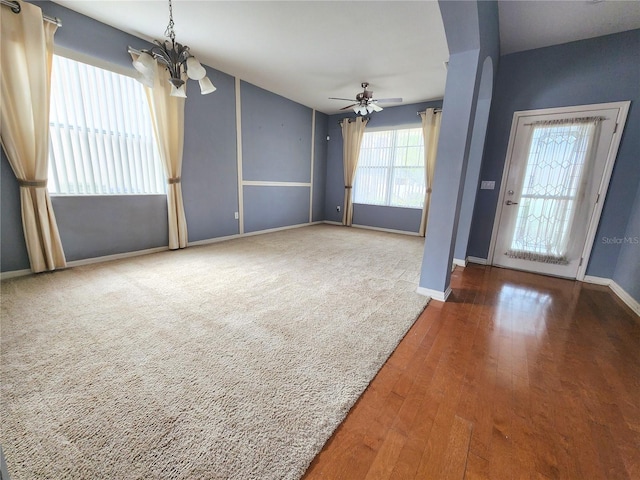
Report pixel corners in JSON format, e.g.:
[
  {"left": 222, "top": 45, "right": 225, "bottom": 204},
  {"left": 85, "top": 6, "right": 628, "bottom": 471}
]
[
  {"left": 67, "top": 246, "right": 169, "bottom": 268},
  {"left": 241, "top": 222, "right": 315, "bottom": 237},
  {"left": 351, "top": 224, "right": 421, "bottom": 237},
  {"left": 416, "top": 285, "right": 452, "bottom": 302},
  {"left": 583, "top": 275, "right": 611, "bottom": 286},
  {"left": 2, "top": 223, "right": 327, "bottom": 280},
  {"left": 453, "top": 258, "right": 467, "bottom": 268},
  {"left": 610, "top": 281, "right": 640, "bottom": 317},
  {"left": 583, "top": 275, "right": 640, "bottom": 317},
  {"left": 1, "top": 268, "right": 32, "bottom": 280},
  {"left": 467, "top": 256, "right": 487, "bottom": 265},
  {"left": 188, "top": 233, "right": 240, "bottom": 247},
  {"left": 321, "top": 221, "right": 421, "bottom": 237},
  {"left": 191, "top": 222, "right": 328, "bottom": 247},
  {"left": 1, "top": 246, "right": 172, "bottom": 280}
]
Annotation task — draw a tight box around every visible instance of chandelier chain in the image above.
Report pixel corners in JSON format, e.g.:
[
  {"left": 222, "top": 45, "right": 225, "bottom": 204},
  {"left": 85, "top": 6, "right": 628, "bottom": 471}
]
[{"left": 164, "top": 0, "right": 176, "bottom": 42}]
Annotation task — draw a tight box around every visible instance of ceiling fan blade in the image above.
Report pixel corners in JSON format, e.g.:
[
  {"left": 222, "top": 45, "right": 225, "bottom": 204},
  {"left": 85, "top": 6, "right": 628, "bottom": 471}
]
[
  {"left": 339, "top": 103, "right": 358, "bottom": 110},
  {"left": 329, "top": 97, "right": 356, "bottom": 102},
  {"left": 375, "top": 97, "right": 403, "bottom": 104}
]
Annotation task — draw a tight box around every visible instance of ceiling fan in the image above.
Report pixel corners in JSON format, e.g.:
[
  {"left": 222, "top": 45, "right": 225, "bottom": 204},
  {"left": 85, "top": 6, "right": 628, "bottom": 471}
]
[{"left": 330, "top": 82, "right": 402, "bottom": 115}]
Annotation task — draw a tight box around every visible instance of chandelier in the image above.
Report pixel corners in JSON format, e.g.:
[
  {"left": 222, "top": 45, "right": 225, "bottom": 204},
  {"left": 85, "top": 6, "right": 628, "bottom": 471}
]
[
  {"left": 352, "top": 103, "right": 382, "bottom": 116},
  {"left": 131, "top": 0, "right": 215, "bottom": 98}
]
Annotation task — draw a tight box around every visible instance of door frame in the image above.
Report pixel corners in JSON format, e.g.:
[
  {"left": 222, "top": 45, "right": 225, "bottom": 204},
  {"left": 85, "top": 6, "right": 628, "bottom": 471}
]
[{"left": 487, "top": 101, "right": 630, "bottom": 280}]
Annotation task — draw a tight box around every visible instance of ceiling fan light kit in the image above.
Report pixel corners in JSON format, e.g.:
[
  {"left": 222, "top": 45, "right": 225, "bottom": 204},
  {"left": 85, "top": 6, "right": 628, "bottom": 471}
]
[
  {"left": 131, "top": 0, "right": 216, "bottom": 98},
  {"left": 330, "top": 82, "right": 402, "bottom": 115}
]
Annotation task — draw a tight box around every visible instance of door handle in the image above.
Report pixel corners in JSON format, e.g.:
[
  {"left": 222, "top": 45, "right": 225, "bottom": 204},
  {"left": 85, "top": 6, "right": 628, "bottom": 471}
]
[{"left": 506, "top": 200, "right": 518, "bottom": 205}]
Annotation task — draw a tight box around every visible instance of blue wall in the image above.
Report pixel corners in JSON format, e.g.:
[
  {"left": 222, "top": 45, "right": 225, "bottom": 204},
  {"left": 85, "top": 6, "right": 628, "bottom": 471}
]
[
  {"left": 183, "top": 67, "right": 239, "bottom": 243},
  {"left": 1, "top": 149, "right": 29, "bottom": 272},
  {"left": 418, "top": 0, "right": 500, "bottom": 295},
  {"left": 613, "top": 180, "right": 640, "bottom": 302},
  {"left": 1, "top": 1, "right": 325, "bottom": 272},
  {"left": 243, "top": 186, "right": 310, "bottom": 233},
  {"left": 241, "top": 82, "right": 312, "bottom": 183},
  {"left": 51, "top": 195, "right": 168, "bottom": 261},
  {"left": 240, "top": 82, "right": 318, "bottom": 233},
  {"left": 453, "top": 56, "right": 493, "bottom": 261},
  {"left": 324, "top": 101, "right": 443, "bottom": 232},
  {"left": 468, "top": 29, "right": 640, "bottom": 286}
]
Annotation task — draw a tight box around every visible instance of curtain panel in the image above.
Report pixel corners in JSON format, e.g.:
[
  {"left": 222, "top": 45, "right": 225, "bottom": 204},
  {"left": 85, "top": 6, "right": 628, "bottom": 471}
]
[
  {"left": 1, "top": 2, "right": 67, "bottom": 272},
  {"left": 132, "top": 53, "right": 188, "bottom": 249},
  {"left": 341, "top": 116, "right": 368, "bottom": 226},
  {"left": 419, "top": 109, "right": 442, "bottom": 236}
]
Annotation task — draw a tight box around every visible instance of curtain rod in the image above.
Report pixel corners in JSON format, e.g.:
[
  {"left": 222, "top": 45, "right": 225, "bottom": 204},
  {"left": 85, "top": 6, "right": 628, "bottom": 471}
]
[
  {"left": 523, "top": 115, "right": 606, "bottom": 126},
  {"left": 337, "top": 108, "right": 443, "bottom": 126},
  {"left": 1, "top": 0, "right": 62, "bottom": 26},
  {"left": 417, "top": 108, "right": 442, "bottom": 115}
]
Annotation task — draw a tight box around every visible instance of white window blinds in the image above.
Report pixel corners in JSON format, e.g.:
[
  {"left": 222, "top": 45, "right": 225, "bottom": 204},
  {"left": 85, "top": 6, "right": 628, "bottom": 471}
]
[
  {"left": 353, "top": 128, "right": 425, "bottom": 208},
  {"left": 48, "top": 54, "right": 165, "bottom": 195}
]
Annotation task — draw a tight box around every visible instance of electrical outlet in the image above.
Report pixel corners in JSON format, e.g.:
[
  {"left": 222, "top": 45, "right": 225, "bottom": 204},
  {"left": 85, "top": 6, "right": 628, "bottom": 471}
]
[
  {"left": 336, "top": 206, "right": 341, "bottom": 212},
  {"left": 234, "top": 212, "right": 239, "bottom": 219}
]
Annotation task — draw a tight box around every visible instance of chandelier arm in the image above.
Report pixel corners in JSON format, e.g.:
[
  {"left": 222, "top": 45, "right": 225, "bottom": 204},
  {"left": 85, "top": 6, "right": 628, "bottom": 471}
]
[{"left": 178, "top": 48, "right": 192, "bottom": 64}]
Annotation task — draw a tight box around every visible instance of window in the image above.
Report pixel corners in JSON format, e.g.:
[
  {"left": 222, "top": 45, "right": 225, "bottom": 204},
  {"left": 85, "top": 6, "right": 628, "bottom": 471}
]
[
  {"left": 353, "top": 128, "right": 425, "bottom": 208},
  {"left": 48, "top": 55, "right": 165, "bottom": 195}
]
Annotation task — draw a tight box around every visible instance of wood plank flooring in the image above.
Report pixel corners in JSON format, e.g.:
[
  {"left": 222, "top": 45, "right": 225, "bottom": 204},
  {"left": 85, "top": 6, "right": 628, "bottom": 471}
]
[{"left": 303, "top": 265, "right": 640, "bottom": 479}]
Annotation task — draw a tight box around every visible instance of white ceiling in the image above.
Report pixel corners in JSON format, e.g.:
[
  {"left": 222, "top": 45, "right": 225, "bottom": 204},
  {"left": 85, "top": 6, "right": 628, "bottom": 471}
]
[
  {"left": 52, "top": 1, "right": 450, "bottom": 115},
  {"left": 52, "top": 1, "right": 640, "bottom": 115},
  {"left": 499, "top": 0, "right": 640, "bottom": 55}
]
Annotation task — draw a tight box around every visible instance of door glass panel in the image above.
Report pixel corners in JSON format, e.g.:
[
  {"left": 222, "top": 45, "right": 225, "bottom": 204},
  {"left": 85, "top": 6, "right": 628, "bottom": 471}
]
[{"left": 507, "top": 118, "right": 599, "bottom": 264}]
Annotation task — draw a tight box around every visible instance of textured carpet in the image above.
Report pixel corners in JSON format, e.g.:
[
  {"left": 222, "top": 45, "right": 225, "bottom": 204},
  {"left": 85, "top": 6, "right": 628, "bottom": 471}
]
[{"left": 1, "top": 225, "right": 429, "bottom": 479}]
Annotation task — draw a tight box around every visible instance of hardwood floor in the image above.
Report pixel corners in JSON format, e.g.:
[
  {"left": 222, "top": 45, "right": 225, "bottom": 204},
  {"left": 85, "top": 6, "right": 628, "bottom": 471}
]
[{"left": 303, "top": 265, "right": 640, "bottom": 479}]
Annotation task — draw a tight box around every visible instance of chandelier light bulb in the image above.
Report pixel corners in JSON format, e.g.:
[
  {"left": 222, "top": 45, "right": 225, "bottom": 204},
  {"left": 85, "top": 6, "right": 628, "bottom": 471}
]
[
  {"left": 133, "top": 52, "right": 155, "bottom": 76},
  {"left": 186, "top": 57, "right": 206, "bottom": 80},
  {"left": 170, "top": 84, "right": 187, "bottom": 98},
  {"left": 199, "top": 76, "right": 217, "bottom": 95},
  {"left": 134, "top": 71, "right": 154, "bottom": 88}
]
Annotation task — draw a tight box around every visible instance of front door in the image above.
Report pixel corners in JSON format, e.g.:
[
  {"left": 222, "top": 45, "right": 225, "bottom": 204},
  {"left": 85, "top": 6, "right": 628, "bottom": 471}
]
[{"left": 491, "top": 103, "right": 627, "bottom": 279}]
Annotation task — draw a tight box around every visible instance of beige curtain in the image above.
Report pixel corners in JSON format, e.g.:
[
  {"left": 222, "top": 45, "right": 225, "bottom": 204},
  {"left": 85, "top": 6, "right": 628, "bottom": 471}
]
[
  {"left": 341, "top": 116, "right": 368, "bottom": 226},
  {"left": 133, "top": 53, "right": 188, "bottom": 249},
  {"left": 1, "top": 3, "right": 66, "bottom": 272},
  {"left": 419, "top": 109, "right": 442, "bottom": 236}
]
